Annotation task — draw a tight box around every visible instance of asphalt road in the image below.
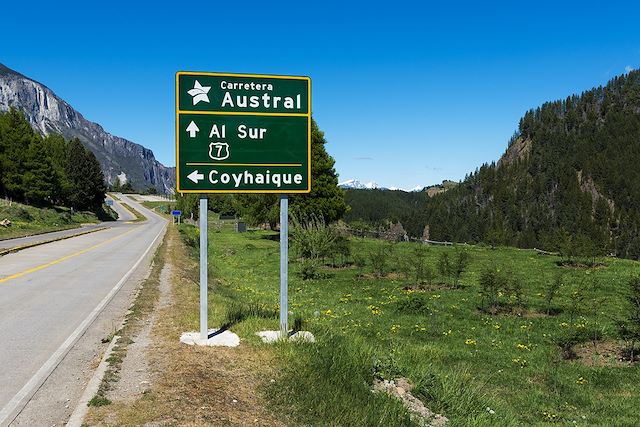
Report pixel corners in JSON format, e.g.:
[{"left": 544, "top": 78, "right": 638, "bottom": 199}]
[
  {"left": 0, "top": 194, "right": 167, "bottom": 426},
  {"left": 0, "top": 195, "right": 132, "bottom": 251}
]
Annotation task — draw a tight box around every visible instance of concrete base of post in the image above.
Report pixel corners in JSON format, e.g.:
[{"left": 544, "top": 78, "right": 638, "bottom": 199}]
[
  {"left": 180, "top": 329, "right": 240, "bottom": 347},
  {"left": 256, "top": 330, "right": 316, "bottom": 344}
]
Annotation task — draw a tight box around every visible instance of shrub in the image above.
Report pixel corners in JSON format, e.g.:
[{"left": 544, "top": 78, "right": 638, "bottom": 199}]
[
  {"left": 290, "top": 214, "right": 337, "bottom": 261},
  {"left": 452, "top": 248, "right": 471, "bottom": 286},
  {"left": 505, "top": 273, "right": 526, "bottom": 308},
  {"left": 437, "top": 252, "right": 451, "bottom": 282},
  {"left": 369, "top": 244, "right": 392, "bottom": 278},
  {"left": 409, "top": 246, "right": 431, "bottom": 283},
  {"left": 298, "top": 258, "right": 323, "bottom": 280},
  {"left": 396, "top": 252, "right": 413, "bottom": 280},
  {"left": 353, "top": 253, "right": 367, "bottom": 278},
  {"left": 618, "top": 276, "right": 640, "bottom": 361},
  {"left": 478, "top": 266, "right": 527, "bottom": 313},
  {"left": 396, "top": 294, "right": 432, "bottom": 315},
  {"left": 567, "top": 286, "right": 587, "bottom": 323},
  {"left": 372, "top": 348, "right": 403, "bottom": 381},
  {"left": 544, "top": 273, "right": 564, "bottom": 315},
  {"left": 478, "top": 266, "right": 502, "bottom": 310},
  {"left": 329, "top": 235, "right": 351, "bottom": 268},
  {"left": 437, "top": 248, "right": 471, "bottom": 286},
  {"left": 178, "top": 225, "right": 199, "bottom": 249}
]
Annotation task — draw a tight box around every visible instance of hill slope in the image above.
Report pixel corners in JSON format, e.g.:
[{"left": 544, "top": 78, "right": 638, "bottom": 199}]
[
  {"left": 0, "top": 63, "right": 174, "bottom": 192},
  {"left": 414, "top": 70, "right": 640, "bottom": 258},
  {"left": 342, "top": 70, "right": 640, "bottom": 258}
]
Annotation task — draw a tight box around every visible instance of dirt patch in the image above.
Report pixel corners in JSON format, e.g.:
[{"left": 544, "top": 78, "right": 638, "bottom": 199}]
[
  {"left": 476, "top": 306, "right": 553, "bottom": 318},
  {"left": 322, "top": 264, "right": 355, "bottom": 271},
  {"left": 572, "top": 340, "right": 636, "bottom": 367},
  {"left": 402, "top": 283, "right": 464, "bottom": 292},
  {"left": 555, "top": 260, "right": 606, "bottom": 269},
  {"left": 107, "top": 263, "right": 174, "bottom": 401}
]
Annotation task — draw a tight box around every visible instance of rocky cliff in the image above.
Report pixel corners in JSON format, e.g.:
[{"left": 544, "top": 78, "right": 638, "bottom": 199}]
[{"left": 0, "top": 63, "right": 175, "bottom": 193}]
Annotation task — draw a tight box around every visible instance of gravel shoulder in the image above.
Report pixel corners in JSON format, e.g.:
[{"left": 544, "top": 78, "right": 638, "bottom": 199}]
[{"left": 84, "top": 224, "right": 285, "bottom": 426}]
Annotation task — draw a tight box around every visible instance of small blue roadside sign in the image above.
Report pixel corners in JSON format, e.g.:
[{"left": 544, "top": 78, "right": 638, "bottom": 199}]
[
  {"left": 171, "top": 210, "right": 182, "bottom": 216},
  {"left": 106, "top": 199, "right": 114, "bottom": 206}
]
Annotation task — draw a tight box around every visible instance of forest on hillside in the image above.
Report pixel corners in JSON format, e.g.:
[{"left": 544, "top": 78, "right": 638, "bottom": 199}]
[
  {"left": 0, "top": 109, "right": 106, "bottom": 211},
  {"left": 345, "top": 70, "right": 640, "bottom": 259}
]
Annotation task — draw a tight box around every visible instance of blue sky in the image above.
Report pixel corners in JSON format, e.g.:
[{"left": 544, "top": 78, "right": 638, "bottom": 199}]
[{"left": 3, "top": 1, "right": 640, "bottom": 190}]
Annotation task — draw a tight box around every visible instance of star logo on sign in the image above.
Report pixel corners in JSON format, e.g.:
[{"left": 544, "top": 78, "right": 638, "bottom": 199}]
[{"left": 187, "top": 80, "right": 211, "bottom": 105}]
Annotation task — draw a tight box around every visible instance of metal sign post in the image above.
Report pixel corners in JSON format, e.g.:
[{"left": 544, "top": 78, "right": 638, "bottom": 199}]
[
  {"left": 175, "top": 71, "right": 311, "bottom": 343},
  {"left": 172, "top": 210, "right": 182, "bottom": 225},
  {"left": 279, "top": 195, "right": 289, "bottom": 336},
  {"left": 199, "top": 197, "right": 208, "bottom": 340}
]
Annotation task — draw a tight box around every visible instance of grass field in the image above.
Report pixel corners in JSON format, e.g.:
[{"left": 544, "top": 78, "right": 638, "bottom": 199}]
[
  {"left": 140, "top": 200, "right": 175, "bottom": 215},
  {"left": 120, "top": 202, "right": 147, "bottom": 222},
  {"left": 0, "top": 199, "right": 103, "bottom": 240},
  {"left": 178, "top": 216, "right": 640, "bottom": 427}
]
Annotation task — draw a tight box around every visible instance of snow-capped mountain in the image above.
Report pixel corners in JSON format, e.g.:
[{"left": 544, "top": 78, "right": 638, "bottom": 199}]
[
  {"left": 339, "top": 179, "right": 426, "bottom": 192},
  {"left": 338, "top": 179, "right": 381, "bottom": 190}
]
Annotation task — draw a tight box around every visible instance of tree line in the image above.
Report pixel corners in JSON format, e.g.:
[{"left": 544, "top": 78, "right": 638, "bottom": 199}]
[
  {"left": 345, "top": 69, "right": 640, "bottom": 260},
  {"left": 0, "top": 109, "right": 106, "bottom": 211}
]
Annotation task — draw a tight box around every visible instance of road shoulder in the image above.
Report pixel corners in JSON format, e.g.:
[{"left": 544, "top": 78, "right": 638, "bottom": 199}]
[
  {"left": 83, "top": 224, "right": 286, "bottom": 426},
  {"left": 9, "top": 216, "right": 166, "bottom": 426}
]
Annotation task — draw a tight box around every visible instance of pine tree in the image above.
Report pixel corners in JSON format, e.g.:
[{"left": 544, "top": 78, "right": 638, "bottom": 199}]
[
  {"left": 0, "top": 108, "right": 39, "bottom": 200},
  {"left": 23, "top": 139, "right": 59, "bottom": 206},
  {"left": 234, "top": 194, "right": 279, "bottom": 229},
  {"left": 289, "top": 119, "right": 347, "bottom": 222},
  {"left": 65, "top": 138, "right": 106, "bottom": 210},
  {"left": 42, "top": 134, "right": 70, "bottom": 204}
]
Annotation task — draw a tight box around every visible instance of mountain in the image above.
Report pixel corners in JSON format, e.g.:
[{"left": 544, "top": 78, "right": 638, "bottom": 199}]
[
  {"left": 344, "top": 188, "right": 427, "bottom": 226},
  {"left": 0, "top": 63, "right": 174, "bottom": 193},
  {"left": 403, "top": 70, "right": 640, "bottom": 258},
  {"left": 424, "top": 180, "right": 458, "bottom": 197},
  {"left": 341, "top": 70, "right": 640, "bottom": 259},
  {"left": 339, "top": 179, "right": 380, "bottom": 190},
  {"left": 339, "top": 179, "right": 432, "bottom": 192}
]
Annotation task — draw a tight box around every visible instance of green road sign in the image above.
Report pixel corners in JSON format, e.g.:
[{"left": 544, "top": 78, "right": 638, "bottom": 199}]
[{"left": 176, "top": 72, "right": 311, "bottom": 193}]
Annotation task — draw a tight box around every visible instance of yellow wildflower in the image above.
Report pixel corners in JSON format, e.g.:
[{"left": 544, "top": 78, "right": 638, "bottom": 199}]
[{"left": 512, "top": 358, "right": 528, "bottom": 368}]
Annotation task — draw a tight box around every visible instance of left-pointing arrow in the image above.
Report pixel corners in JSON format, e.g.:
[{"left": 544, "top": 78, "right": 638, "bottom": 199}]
[
  {"left": 187, "top": 170, "right": 205, "bottom": 183},
  {"left": 186, "top": 121, "right": 200, "bottom": 138}
]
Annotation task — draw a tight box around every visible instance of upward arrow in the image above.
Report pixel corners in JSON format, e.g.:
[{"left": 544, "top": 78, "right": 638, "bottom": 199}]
[{"left": 186, "top": 121, "right": 200, "bottom": 138}]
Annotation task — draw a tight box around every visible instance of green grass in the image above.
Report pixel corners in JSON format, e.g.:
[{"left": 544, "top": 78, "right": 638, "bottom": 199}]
[
  {"left": 0, "top": 199, "right": 102, "bottom": 240},
  {"left": 120, "top": 203, "right": 147, "bottom": 222},
  {"left": 179, "top": 217, "right": 640, "bottom": 426},
  {"left": 141, "top": 201, "right": 174, "bottom": 215}
]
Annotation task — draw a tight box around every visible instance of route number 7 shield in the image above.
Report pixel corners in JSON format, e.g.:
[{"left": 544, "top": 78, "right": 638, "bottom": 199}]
[{"left": 209, "top": 142, "right": 230, "bottom": 160}]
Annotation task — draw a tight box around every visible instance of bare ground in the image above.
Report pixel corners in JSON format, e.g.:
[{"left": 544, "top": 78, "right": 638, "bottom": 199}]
[
  {"left": 572, "top": 340, "right": 635, "bottom": 367},
  {"left": 85, "top": 225, "right": 285, "bottom": 426},
  {"left": 106, "top": 263, "right": 174, "bottom": 401}
]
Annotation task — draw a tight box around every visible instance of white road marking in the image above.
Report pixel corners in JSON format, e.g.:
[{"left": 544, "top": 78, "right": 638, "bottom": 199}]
[{"left": 0, "top": 220, "right": 166, "bottom": 426}]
